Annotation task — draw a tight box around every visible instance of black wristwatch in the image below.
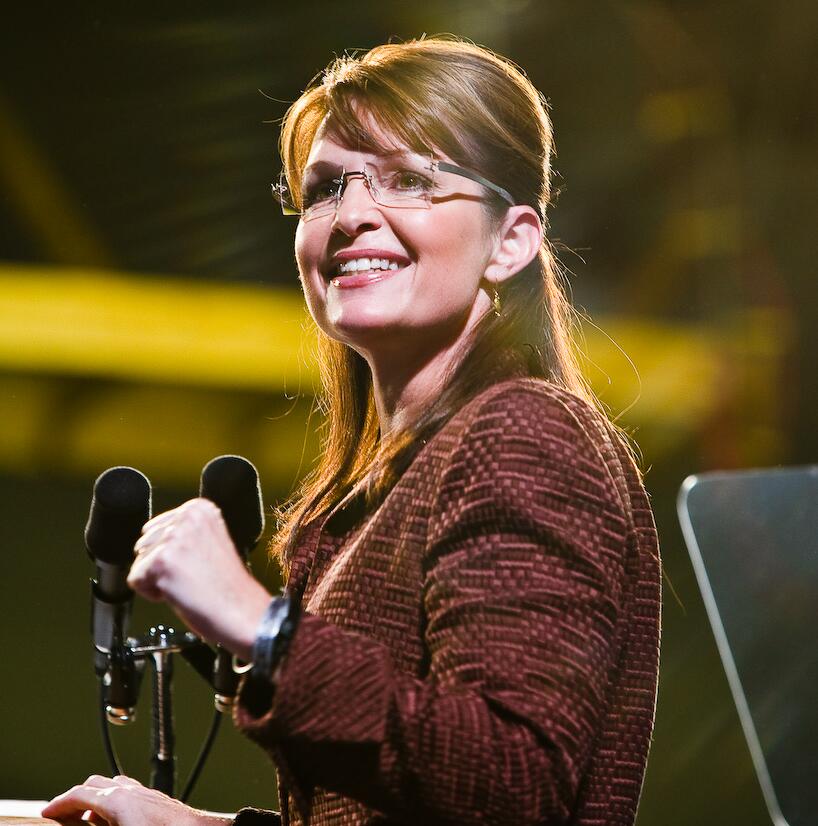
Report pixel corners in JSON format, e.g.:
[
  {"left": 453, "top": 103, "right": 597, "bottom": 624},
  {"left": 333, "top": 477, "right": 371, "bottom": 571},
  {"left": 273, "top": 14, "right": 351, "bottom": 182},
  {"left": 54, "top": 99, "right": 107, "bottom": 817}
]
[{"left": 250, "top": 590, "right": 301, "bottom": 684}]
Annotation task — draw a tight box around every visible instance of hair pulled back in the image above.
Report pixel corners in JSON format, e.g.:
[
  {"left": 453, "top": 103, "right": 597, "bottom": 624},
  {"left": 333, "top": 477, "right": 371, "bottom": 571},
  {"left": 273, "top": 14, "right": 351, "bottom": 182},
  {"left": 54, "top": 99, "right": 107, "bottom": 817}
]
[{"left": 273, "top": 36, "right": 600, "bottom": 562}]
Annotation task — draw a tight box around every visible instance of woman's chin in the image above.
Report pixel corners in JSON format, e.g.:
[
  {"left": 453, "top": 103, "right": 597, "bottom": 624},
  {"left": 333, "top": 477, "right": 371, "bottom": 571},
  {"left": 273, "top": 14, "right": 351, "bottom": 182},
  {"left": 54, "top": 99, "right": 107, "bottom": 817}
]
[
  {"left": 324, "top": 315, "right": 401, "bottom": 346},
  {"left": 324, "top": 291, "right": 398, "bottom": 325}
]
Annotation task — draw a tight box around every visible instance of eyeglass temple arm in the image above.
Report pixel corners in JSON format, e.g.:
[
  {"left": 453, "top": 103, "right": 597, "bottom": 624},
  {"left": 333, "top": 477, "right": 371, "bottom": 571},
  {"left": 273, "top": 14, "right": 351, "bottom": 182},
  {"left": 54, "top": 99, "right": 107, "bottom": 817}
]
[
  {"left": 436, "top": 162, "right": 516, "bottom": 206},
  {"left": 271, "top": 181, "right": 301, "bottom": 215}
]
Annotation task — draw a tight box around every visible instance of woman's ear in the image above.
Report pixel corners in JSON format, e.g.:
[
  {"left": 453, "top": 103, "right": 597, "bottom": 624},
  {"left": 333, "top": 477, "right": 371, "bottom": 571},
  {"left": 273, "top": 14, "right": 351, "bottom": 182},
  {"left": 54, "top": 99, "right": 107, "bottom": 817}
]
[{"left": 484, "top": 205, "right": 543, "bottom": 285}]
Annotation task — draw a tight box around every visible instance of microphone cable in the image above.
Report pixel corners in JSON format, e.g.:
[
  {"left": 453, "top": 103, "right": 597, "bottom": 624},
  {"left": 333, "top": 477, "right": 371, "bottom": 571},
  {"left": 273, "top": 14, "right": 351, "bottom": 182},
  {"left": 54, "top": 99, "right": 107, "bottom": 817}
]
[
  {"left": 98, "top": 683, "right": 124, "bottom": 777},
  {"left": 98, "top": 669, "right": 223, "bottom": 801},
  {"left": 180, "top": 708, "right": 222, "bottom": 803}
]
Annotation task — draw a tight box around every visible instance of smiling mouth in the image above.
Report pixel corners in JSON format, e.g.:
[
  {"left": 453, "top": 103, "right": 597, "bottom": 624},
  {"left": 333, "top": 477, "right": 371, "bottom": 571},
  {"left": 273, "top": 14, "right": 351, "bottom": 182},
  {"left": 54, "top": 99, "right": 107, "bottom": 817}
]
[
  {"left": 335, "top": 256, "right": 401, "bottom": 276},
  {"left": 329, "top": 256, "right": 409, "bottom": 288}
]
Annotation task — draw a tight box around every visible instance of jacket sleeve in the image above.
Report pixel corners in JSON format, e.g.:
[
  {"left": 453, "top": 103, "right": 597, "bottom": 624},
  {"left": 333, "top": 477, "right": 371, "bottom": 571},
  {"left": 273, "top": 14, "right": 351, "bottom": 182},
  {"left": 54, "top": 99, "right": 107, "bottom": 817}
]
[
  {"left": 235, "top": 387, "right": 632, "bottom": 825},
  {"left": 232, "top": 808, "right": 281, "bottom": 825}
]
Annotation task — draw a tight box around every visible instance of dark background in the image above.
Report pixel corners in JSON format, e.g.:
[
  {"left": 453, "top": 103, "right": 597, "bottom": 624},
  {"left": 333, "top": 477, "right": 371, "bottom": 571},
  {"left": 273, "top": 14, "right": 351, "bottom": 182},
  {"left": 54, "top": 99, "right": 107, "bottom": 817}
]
[{"left": 1, "top": 2, "right": 816, "bottom": 822}]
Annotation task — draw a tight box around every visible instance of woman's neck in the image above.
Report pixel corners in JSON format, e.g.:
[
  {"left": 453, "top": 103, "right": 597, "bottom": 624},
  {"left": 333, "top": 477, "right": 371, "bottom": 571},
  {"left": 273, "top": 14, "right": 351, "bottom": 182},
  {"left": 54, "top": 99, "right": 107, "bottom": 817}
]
[
  {"left": 365, "top": 335, "right": 465, "bottom": 439},
  {"left": 357, "top": 293, "right": 493, "bottom": 438}
]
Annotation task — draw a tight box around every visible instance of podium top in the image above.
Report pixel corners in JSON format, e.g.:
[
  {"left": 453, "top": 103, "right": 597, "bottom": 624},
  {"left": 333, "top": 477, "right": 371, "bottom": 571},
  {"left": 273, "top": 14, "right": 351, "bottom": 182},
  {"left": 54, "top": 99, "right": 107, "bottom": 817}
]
[
  {"left": 0, "top": 819, "right": 83, "bottom": 825},
  {"left": 0, "top": 801, "right": 83, "bottom": 825}
]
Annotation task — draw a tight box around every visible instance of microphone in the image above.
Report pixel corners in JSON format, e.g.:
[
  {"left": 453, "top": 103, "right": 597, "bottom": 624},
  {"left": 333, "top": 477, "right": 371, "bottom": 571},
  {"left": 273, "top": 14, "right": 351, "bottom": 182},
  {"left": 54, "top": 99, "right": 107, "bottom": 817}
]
[
  {"left": 200, "top": 454, "right": 264, "bottom": 556},
  {"left": 199, "top": 455, "right": 264, "bottom": 711},
  {"left": 85, "top": 466, "right": 152, "bottom": 724}
]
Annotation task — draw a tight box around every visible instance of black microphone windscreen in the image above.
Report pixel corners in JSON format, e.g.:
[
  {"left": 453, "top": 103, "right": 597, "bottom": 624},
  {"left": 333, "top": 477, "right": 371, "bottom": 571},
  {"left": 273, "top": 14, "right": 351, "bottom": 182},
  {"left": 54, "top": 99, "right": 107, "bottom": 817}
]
[
  {"left": 199, "top": 455, "right": 264, "bottom": 557},
  {"left": 85, "top": 467, "right": 152, "bottom": 566}
]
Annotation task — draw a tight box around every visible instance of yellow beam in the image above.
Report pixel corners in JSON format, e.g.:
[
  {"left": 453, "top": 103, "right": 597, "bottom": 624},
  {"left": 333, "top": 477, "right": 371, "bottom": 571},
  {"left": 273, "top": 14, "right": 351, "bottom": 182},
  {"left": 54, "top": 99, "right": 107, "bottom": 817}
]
[
  {"left": 0, "top": 264, "right": 792, "bottom": 474},
  {"left": 0, "top": 264, "right": 316, "bottom": 390}
]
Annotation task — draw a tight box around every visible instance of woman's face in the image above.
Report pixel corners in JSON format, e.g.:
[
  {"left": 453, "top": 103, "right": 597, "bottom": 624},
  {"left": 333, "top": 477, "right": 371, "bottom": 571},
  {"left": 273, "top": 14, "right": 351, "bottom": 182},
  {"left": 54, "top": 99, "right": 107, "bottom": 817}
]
[{"left": 294, "top": 121, "right": 499, "bottom": 366}]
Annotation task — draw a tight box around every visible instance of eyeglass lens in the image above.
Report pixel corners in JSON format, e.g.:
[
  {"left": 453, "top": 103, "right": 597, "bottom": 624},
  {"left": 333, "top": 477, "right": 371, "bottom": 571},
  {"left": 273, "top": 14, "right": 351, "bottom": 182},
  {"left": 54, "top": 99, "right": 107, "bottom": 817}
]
[{"left": 292, "top": 158, "right": 437, "bottom": 220}]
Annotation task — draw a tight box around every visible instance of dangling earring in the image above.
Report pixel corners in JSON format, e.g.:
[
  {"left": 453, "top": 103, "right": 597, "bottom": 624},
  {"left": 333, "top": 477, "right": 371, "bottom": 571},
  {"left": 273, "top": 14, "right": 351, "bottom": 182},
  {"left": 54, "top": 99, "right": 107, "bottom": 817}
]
[{"left": 492, "top": 287, "right": 502, "bottom": 317}]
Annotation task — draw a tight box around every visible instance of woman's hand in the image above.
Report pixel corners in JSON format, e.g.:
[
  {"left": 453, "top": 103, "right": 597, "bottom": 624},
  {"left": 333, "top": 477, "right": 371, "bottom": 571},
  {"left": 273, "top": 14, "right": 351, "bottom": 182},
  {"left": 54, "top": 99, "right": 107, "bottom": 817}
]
[
  {"left": 127, "top": 498, "right": 271, "bottom": 660},
  {"left": 41, "top": 774, "right": 231, "bottom": 826}
]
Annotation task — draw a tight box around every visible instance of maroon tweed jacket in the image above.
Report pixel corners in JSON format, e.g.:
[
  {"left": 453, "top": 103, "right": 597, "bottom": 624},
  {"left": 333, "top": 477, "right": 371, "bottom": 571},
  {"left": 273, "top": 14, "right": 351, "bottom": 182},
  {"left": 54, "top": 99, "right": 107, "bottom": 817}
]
[{"left": 233, "top": 378, "right": 661, "bottom": 826}]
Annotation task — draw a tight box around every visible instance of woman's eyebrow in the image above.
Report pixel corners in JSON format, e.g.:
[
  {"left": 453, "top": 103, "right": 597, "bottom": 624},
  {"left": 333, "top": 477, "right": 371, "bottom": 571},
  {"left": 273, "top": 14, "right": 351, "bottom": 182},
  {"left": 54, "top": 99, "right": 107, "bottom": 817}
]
[
  {"left": 303, "top": 149, "right": 423, "bottom": 176},
  {"left": 302, "top": 159, "right": 343, "bottom": 176},
  {"left": 376, "top": 148, "right": 430, "bottom": 164},
  {"left": 377, "top": 148, "right": 416, "bottom": 158}
]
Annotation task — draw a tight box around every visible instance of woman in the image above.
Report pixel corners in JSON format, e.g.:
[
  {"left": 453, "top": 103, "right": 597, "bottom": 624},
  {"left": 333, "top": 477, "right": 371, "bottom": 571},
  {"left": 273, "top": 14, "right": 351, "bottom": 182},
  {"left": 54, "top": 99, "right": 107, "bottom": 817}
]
[{"left": 44, "top": 36, "right": 661, "bottom": 826}]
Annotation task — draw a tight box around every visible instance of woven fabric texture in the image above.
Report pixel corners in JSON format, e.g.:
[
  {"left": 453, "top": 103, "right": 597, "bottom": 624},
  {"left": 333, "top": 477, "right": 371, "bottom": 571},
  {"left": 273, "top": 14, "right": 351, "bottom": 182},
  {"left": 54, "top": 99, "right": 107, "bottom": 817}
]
[{"left": 233, "top": 378, "right": 661, "bottom": 826}]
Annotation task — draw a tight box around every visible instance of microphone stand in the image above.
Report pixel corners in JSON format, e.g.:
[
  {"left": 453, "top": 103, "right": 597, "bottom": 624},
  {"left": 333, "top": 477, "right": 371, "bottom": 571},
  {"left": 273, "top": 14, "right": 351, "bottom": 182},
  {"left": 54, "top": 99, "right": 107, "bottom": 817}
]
[
  {"left": 148, "top": 627, "right": 176, "bottom": 795},
  {"left": 102, "top": 624, "right": 220, "bottom": 797}
]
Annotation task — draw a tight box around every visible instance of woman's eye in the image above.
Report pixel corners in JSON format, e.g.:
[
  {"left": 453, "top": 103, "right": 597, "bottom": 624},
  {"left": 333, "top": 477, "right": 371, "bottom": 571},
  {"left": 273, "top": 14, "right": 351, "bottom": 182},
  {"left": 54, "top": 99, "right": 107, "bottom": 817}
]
[
  {"left": 302, "top": 178, "right": 341, "bottom": 206},
  {"left": 392, "top": 170, "right": 434, "bottom": 192}
]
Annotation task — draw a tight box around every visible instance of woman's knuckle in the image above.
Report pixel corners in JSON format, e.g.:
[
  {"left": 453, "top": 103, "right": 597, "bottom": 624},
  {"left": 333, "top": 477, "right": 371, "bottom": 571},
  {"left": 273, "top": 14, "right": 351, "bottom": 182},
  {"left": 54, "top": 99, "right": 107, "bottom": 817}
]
[{"left": 198, "top": 498, "right": 221, "bottom": 518}]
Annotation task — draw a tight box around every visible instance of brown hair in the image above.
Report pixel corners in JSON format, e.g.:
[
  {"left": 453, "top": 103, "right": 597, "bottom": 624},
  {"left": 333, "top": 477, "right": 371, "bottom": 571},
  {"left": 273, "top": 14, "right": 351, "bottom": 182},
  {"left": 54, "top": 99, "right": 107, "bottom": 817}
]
[{"left": 272, "top": 36, "right": 607, "bottom": 563}]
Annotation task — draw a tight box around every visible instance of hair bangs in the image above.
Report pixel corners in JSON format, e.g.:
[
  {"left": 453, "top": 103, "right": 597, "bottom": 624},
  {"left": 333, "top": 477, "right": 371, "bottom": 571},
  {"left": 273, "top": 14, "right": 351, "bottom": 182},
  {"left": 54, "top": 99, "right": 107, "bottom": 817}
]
[{"left": 322, "top": 84, "right": 439, "bottom": 160}]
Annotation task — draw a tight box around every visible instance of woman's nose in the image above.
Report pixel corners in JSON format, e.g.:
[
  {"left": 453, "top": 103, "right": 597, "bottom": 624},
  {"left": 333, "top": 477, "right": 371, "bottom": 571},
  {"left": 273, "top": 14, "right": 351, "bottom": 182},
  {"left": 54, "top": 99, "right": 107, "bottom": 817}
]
[{"left": 332, "top": 175, "right": 382, "bottom": 234}]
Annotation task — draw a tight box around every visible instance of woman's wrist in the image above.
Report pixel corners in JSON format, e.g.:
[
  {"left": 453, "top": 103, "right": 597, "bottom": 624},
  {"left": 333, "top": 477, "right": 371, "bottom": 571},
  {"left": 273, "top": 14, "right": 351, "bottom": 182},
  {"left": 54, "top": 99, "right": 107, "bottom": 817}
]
[
  {"left": 211, "top": 579, "right": 273, "bottom": 662},
  {"left": 192, "top": 811, "right": 234, "bottom": 826}
]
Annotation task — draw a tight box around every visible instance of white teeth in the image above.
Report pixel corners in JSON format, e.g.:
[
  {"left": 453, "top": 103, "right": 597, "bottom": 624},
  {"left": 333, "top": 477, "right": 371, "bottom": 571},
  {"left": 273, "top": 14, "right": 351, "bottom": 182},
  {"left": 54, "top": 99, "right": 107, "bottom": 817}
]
[{"left": 336, "top": 257, "right": 403, "bottom": 275}]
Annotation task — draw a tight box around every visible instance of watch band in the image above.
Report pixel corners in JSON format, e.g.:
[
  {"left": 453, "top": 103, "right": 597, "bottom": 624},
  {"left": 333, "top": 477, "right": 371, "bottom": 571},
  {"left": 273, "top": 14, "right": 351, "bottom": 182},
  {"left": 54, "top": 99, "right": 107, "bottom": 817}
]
[{"left": 250, "top": 591, "right": 300, "bottom": 684}]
